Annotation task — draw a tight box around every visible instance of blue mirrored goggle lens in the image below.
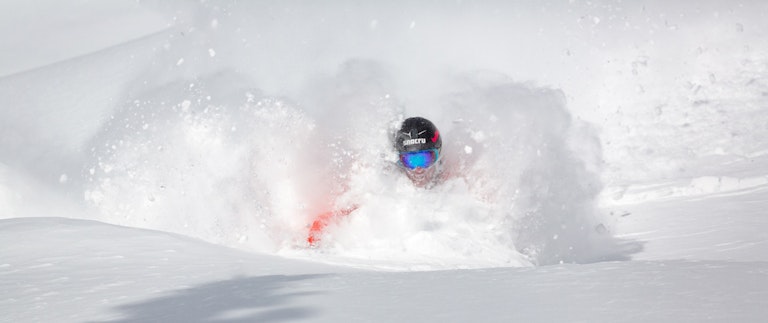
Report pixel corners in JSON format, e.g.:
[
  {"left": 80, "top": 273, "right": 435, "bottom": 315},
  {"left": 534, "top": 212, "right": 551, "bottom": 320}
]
[{"left": 399, "top": 150, "right": 438, "bottom": 169}]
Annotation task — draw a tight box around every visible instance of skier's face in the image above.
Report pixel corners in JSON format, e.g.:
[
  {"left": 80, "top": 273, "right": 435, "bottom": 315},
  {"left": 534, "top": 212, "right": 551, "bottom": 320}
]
[{"left": 398, "top": 149, "right": 440, "bottom": 187}]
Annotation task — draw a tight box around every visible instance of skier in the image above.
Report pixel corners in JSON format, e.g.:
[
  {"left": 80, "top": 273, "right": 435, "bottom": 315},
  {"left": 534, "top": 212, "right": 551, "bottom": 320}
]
[
  {"left": 393, "top": 116, "right": 444, "bottom": 188},
  {"left": 306, "top": 116, "right": 444, "bottom": 245}
]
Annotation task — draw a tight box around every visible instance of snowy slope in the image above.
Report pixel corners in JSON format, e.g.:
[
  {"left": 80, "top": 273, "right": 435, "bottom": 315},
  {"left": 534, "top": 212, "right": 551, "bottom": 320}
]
[
  {"left": 0, "top": 217, "right": 358, "bottom": 322},
  {"left": 3, "top": 217, "right": 767, "bottom": 322},
  {"left": 2, "top": 0, "right": 768, "bottom": 322}
]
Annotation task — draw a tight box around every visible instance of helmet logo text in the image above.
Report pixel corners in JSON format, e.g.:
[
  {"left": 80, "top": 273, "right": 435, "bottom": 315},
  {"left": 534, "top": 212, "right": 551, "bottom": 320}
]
[{"left": 403, "top": 138, "right": 427, "bottom": 146}]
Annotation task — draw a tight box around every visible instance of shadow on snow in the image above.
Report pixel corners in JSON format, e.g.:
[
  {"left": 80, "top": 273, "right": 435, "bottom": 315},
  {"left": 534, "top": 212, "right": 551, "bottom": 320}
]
[{"left": 95, "top": 274, "right": 329, "bottom": 323}]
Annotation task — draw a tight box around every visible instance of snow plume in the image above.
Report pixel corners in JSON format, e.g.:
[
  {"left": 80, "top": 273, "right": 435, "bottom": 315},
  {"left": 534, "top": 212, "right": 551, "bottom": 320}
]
[{"left": 80, "top": 59, "right": 627, "bottom": 268}]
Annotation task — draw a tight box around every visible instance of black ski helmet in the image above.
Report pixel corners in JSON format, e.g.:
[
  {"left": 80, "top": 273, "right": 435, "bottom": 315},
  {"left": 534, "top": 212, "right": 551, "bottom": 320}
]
[{"left": 394, "top": 117, "right": 442, "bottom": 153}]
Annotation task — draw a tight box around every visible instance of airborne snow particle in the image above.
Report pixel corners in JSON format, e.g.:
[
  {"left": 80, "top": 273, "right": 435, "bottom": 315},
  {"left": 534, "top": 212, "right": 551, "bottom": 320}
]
[
  {"left": 208, "top": 48, "right": 216, "bottom": 57},
  {"left": 464, "top": 146, "right": 473, "bottom": 154},
  {"left": 181, "top": 100, "right": 191, "bottom": 112},
  {"left": 176, "top": 58, "right": 184, "bottom": 66},
  {"left": 59, "top": 174, "right": 68, "bottom": 183}
]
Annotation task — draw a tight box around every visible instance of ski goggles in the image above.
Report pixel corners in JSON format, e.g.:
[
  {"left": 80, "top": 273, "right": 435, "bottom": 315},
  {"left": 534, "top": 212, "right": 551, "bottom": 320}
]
[{"left": 399, "top": 149, "right": 439, "bottom": 170}]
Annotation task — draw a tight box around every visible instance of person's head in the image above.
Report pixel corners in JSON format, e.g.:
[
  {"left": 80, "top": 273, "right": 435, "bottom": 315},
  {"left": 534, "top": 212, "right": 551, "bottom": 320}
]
[{"left": 394, "top": 117, "right": 442, "bottom": 187}]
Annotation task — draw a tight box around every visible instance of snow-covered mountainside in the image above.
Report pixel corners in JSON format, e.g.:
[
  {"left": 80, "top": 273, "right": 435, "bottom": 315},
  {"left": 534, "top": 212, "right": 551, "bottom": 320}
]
[{"left": 1, "top": 0, "right": 767, "bottom": 322}]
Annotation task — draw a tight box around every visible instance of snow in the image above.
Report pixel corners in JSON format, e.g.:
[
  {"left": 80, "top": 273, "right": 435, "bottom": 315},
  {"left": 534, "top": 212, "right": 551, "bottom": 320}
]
[
  {"left": 4, "top": 217, "right": 767, "bottom": 322},
  {"left": 2, "top": 0, "right": 768, "bottom": 322}
]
